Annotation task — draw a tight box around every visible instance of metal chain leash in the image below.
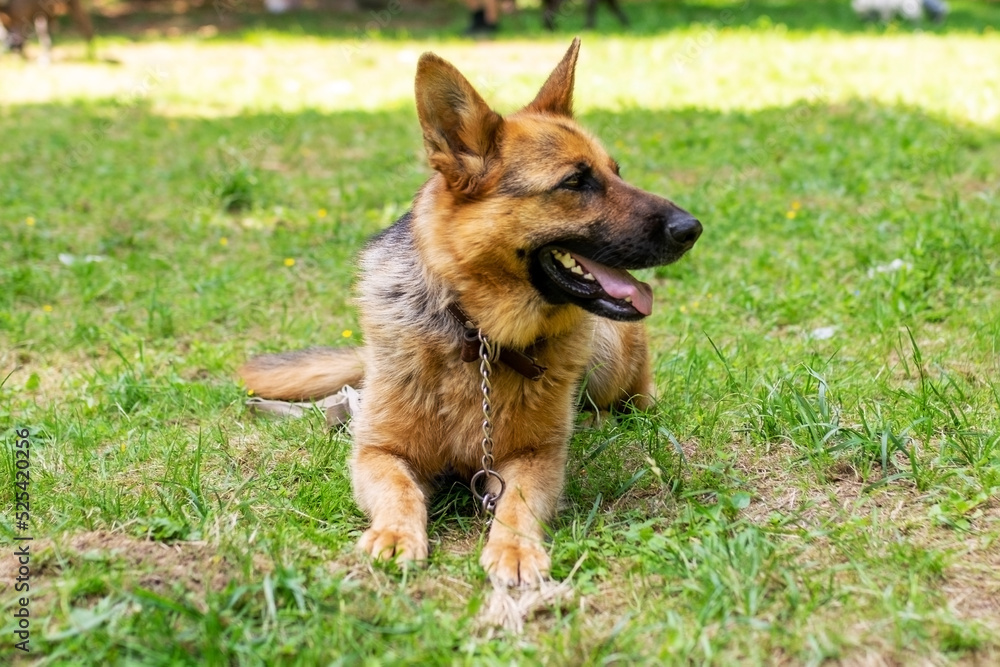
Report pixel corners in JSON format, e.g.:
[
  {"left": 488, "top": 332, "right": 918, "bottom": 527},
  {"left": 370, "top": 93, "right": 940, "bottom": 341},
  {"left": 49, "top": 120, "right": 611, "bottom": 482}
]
[{"left": 469, "top": 329, "right": 505, "bottom": 516}]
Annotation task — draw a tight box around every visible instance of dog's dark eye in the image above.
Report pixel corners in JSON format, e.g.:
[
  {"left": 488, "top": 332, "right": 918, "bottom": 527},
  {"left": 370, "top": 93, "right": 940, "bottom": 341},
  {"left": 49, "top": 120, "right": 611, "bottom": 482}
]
[{"left": 559, "top": 169, "right": 593, "bottom": 192}]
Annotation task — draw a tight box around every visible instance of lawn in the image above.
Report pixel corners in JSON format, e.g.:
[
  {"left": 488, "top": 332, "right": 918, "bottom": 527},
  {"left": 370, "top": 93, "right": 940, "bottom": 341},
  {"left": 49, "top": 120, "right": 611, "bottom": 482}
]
[{"left": 2, "top": 0, "right": 999, "bottom": 663}]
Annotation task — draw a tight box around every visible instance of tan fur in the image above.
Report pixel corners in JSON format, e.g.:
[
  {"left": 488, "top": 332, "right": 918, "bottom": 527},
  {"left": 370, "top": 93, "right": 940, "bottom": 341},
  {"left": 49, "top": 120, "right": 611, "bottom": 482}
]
[
  {"left": 239, "top": 40, "right": 700, "bottom": 587},
  {"left": 585, "top": 319, "right": 654, "bottom": 411},
  {"left": 240, "top": 348, "right": 364, "bottom": 401}
]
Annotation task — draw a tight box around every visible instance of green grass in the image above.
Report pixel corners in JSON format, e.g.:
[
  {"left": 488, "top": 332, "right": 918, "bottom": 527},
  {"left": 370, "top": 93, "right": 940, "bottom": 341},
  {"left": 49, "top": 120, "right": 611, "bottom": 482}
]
[{"left": 2, "top": 0, "right": 1000, "bottom": 663}]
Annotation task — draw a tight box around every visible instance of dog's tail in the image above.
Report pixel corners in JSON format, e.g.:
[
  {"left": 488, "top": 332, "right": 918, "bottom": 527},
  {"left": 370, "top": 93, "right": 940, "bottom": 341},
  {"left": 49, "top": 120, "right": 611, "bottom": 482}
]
[{"left": 239, "top": 347, "right": 365, "bottom": 401}]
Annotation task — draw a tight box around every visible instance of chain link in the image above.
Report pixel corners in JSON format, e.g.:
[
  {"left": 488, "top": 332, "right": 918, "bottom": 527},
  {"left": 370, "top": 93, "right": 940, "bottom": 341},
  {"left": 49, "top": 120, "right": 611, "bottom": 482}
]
[{"left": 469, "top": 329, "right": 505, "bottom": 515}]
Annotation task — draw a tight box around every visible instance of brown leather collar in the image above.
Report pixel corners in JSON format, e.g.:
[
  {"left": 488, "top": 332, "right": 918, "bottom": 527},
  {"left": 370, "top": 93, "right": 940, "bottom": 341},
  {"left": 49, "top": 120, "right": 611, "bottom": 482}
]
[{"left": 446, "top": 303, "right": 547, "bottom": 381}]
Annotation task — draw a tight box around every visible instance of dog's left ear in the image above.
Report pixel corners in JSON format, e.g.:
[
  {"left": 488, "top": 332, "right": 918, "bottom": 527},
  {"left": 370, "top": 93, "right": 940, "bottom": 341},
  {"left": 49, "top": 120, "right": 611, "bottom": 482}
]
[
  {"left": 525, "top": 38, "right": 581, "bottom": 117},
  {"left": 415, "top": 53, "right": 504, "bottom": 197}
]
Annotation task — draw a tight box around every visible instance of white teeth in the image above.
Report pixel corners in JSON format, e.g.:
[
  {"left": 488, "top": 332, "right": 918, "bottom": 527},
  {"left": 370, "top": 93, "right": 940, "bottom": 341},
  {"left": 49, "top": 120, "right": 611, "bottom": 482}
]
[
  {"left": 624, "top": 296, "right": 632, "bottom": 303},
  {"left": 582, "top": 272, "right": 595, "bottom": 281},
  {"left": 551, "top": 249, "right": 579, "bottom": 270},
  {"left": 571, "top": 265, "right": 584, "bottom": 275}
]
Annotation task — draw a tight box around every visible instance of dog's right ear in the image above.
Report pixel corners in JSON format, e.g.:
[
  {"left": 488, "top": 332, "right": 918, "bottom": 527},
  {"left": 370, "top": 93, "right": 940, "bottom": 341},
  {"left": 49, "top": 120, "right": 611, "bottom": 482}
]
[
  {"left": 415, "top": 53, "right": 504, "bottom": 197},
  {"left": 525, "top": 38, "right": 580, "bottom": 117}
]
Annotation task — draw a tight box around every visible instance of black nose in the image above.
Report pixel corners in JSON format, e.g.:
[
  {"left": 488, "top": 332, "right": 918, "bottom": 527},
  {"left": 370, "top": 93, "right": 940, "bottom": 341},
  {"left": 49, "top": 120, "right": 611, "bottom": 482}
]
[{"left": 667, "top": 212, "right": 702, "bottom": 246}]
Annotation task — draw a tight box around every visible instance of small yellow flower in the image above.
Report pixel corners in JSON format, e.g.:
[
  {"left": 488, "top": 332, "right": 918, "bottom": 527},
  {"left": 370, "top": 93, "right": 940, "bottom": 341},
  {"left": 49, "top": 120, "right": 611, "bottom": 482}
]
[
  {"left": 220, "top": 237, "right": 229, "bottom": 246},
  {"left": 284, "top": 258, "right": 296, "bottom": 267},
  {"left": 691, "top": 301, "right": 700, "bottom": 309},
  {"left": 679, "top": 305, "right": 688, "bottom": 314},
  {"left": 342, "top": 329, "right": 353, "bottom": 338},
  {"left": 786, "top": 210, "right": 797, "bottom": 219},
  {"left": 42, "top": 304, "right": 53, "bottom": 312},
  {"left": 247, "top": 389, "right": 255, "bottom": 396},
  {"left": 26, "top": 216, "right": 35, "bottom": 226},
  {"left": 317, "top": 208, "right": 328, "bottom": 218},
  {"left": 791, "top": 201, "right": 801, "bottom": 210},
  {"left": 120, "top": 443, "right": 127, "bottom": 453}
]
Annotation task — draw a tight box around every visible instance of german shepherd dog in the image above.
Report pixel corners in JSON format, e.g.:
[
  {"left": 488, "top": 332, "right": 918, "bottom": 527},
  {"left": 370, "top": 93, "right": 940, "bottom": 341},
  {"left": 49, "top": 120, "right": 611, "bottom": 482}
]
[{"left": 241, "top": 39, "right": 701, "bottom": 587}]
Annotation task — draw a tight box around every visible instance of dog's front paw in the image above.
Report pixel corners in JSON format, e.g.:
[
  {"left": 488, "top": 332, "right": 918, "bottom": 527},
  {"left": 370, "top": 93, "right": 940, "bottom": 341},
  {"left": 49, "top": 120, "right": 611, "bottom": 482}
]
[
  {"left": 357, "top": 524, "right": 428, "bottom": 563},
  {"left": 480, "top": 538, "right": 550, "bottom": 587}
]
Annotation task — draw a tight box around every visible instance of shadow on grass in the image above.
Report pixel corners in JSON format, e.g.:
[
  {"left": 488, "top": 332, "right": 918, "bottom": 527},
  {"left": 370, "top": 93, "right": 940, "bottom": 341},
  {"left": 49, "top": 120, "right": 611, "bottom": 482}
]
[{"left": 27, "top": 0, "right": 1000, "bottom": 49}]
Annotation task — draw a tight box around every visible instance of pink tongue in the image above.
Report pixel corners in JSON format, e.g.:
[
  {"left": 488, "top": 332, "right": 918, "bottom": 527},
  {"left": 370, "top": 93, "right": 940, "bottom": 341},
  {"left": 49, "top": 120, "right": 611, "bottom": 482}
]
[{"left": 572, "top": 254, "right": 654, "bottom": 316}]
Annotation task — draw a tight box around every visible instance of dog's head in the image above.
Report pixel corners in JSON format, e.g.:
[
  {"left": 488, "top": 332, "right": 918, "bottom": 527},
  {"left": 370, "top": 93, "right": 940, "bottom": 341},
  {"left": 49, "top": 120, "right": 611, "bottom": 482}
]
[{"left": 413, "top": 39, "right": 701, "bottom": 325}]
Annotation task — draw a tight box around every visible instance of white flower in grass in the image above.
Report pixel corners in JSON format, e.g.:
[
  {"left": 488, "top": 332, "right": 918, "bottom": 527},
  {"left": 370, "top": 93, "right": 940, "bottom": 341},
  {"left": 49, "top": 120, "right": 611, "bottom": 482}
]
[
  {"left": 868, "top": 258, "right": 912, "bottom": 278},
  {"left": 810, "top": 326, "right": 837, "bottom": 341}
]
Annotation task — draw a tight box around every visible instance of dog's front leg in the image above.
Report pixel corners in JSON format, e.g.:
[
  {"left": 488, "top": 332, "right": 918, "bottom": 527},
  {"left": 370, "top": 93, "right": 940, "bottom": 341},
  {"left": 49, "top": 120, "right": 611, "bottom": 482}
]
[
  {"left": 352, "top": 445, "right": 430, "bottom": 563},
  {"left": 480, "top": 448, "right": 565, "bottom": 586}
]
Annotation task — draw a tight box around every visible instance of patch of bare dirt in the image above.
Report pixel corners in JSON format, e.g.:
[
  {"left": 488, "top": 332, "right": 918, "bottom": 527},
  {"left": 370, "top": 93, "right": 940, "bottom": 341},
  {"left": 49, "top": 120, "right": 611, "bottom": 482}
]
[
  {"left": 944, "top": 516, "right": 1000, "bottom": 625},
  {"left": 0, "top": 531, "right": 267, "bottom": 612},
  {"left": 733, "top": 443, "right": 1000, "bottom": 642}
]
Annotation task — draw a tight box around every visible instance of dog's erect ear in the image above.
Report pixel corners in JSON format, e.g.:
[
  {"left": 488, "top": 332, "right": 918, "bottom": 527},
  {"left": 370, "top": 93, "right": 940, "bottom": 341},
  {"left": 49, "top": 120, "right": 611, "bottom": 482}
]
[
  {"left": 415, "top": 53, "right": 504, "bottom": 196},
  {"left": 525, "top": 38, "right": 581, "bottom": 117}
]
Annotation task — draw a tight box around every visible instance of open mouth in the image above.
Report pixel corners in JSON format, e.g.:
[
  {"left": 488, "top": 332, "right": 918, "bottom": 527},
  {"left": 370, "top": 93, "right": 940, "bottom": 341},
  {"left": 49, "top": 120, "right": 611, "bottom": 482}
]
[{"left": 537, "top": 246, "right": 654, "bottom": 321}]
